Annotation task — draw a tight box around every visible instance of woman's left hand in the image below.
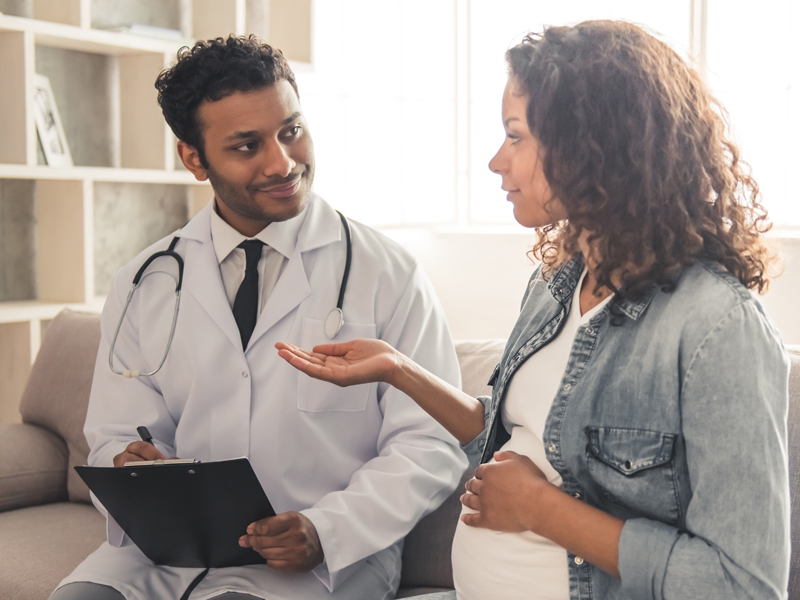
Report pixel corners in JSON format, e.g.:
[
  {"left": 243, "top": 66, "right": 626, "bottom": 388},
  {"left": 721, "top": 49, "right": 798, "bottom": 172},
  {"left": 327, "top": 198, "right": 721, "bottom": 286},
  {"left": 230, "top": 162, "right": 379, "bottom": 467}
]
[{"left": 460, "top": 450, "right": 553, "bottom": 533}]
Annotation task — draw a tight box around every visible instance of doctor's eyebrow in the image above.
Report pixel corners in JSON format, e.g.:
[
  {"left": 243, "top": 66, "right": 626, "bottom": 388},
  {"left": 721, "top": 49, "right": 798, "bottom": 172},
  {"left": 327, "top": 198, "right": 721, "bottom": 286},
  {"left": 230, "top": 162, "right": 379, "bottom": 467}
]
[{"left": 223, "top": 113, "right": 303, "bottom": 142}]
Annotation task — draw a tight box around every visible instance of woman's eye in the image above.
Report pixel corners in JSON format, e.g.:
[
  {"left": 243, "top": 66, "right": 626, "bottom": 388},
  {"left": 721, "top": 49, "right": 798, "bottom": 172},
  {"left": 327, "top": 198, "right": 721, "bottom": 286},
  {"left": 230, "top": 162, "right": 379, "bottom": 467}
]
[{"left": 283, "top": 125, "right": 302, "bottom": 139}]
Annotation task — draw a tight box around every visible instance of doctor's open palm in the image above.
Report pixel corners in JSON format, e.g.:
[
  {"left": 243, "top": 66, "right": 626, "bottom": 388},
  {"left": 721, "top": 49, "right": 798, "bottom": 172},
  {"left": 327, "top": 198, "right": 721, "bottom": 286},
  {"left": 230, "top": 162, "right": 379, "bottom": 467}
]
[{"left": 275, "top": 340, "right": 401, "bottom": 387}]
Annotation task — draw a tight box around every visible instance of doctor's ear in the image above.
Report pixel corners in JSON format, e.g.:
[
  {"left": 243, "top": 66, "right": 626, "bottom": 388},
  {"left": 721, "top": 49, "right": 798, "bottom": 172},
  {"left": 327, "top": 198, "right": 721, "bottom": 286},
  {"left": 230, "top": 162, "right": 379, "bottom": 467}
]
[{"left": 177, "top": 141, "right": 209, "bottom": 182}]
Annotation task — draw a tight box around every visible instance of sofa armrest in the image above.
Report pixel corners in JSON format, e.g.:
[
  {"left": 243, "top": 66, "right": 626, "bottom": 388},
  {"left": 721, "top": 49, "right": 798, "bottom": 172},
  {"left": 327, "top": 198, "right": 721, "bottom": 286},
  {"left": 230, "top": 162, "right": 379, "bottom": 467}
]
[{"left": 0, "top": 423, "right": 68, "bottom": 512}]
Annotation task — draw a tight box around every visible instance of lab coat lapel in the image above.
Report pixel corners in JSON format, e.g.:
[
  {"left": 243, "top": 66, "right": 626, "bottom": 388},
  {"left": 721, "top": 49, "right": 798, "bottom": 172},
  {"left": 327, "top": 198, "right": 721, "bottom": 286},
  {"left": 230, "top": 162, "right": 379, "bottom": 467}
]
[
  {"left": 245, "top": 194, "right": 341, "bottom": 350},
  {"left": 180, "top": 203, "right": 243, "bottom": 352}
]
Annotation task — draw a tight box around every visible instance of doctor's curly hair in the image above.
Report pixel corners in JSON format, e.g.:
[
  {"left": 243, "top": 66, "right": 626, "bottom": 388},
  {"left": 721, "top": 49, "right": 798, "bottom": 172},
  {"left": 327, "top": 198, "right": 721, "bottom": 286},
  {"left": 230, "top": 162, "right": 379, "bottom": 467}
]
[
  {"left": 155, "top": 35, "right": 297, "bottom": 169},
  {"left": 507, "top": 20, "right": 777, "bottom": 296}
]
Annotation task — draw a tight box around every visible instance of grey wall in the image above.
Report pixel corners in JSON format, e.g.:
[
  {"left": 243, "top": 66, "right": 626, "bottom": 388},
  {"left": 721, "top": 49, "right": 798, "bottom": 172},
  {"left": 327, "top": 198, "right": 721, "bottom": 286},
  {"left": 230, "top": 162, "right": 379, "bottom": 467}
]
[
  {"left": 35, "top": 47, "right": 113, "bottom": 168},
  {"left": 93, "top": 183, "right": 188, "bottom": 296},
  {"left": 90, "top": 0, "right": 181, "bottom": 30},
  {"left": 0, "top": 180, "right": 35, "bottom": 302},
  {"left": 0, "top": 0, "right": 31, "bottom": 18}
]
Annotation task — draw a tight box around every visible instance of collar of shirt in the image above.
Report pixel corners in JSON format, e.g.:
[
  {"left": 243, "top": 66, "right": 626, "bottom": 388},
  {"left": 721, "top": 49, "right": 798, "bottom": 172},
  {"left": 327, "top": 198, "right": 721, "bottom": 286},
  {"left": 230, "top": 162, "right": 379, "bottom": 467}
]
[{"left": 209, "top": 201, "right": 306, "bottom": 263}]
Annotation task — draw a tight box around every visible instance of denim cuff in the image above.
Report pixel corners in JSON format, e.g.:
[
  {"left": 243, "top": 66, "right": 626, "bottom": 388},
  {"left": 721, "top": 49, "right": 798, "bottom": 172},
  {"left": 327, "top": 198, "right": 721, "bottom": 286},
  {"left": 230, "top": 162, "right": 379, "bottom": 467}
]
[
  {"left": 619, "top": 517, "right": 680, "bottom": 600},
  {"left": 459, "top": 395, "right": 491, "bottom": 468}
]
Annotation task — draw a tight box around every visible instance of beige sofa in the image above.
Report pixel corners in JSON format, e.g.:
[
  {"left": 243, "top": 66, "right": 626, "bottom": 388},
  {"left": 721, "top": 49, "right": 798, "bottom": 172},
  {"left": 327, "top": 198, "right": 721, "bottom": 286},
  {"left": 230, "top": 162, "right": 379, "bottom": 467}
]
[
  {"left": 2, "top": 309, "right": 799, "bottom": 599},
  {"left": 0, "top": 310, "right": 503, "bottom": 599}
]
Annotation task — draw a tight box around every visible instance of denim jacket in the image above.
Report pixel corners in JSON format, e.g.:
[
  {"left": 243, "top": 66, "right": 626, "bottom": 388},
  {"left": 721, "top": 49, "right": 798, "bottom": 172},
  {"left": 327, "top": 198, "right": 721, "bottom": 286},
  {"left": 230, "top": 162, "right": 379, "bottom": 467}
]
[{"left": 463, "top": 254, "right": 790, "bottom": 600}]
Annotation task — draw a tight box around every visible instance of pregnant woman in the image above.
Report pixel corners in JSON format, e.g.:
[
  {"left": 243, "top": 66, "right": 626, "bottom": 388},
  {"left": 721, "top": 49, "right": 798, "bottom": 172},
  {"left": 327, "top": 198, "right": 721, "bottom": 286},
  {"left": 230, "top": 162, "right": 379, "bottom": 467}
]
[{"left": 279, "top": 20, "right": 790, "bottom": 600}]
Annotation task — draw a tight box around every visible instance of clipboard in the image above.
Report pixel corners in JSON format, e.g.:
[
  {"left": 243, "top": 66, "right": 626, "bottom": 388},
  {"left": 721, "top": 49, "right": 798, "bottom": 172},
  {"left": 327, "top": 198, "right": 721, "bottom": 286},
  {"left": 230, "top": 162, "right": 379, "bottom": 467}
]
[{"left": 75, "top": 458, "right": 275, "bottom": 568}]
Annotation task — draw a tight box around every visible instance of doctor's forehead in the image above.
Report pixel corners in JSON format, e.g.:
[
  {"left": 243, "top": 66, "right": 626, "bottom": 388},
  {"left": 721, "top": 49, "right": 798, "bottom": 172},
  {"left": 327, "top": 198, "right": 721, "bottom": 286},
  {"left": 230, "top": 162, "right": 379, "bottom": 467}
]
[{"left": 196, "top": 81, "right": 304, "bottom": 133}]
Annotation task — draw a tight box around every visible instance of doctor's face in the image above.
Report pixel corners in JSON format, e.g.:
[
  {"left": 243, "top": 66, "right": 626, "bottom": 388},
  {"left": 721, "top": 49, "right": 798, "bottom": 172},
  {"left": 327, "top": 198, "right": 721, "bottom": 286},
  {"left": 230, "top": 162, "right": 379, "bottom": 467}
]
[
  {"left": 180, "top": 80, "right": 315, "bottom": 237},
  {"left": 488, "top": 78, "right": 567, "bottom": 228}
]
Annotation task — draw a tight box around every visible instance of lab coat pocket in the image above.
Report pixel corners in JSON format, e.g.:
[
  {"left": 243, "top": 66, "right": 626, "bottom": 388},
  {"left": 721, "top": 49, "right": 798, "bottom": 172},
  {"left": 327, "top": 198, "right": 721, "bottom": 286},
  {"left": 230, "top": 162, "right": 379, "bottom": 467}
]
[
  {"left": 298, "top": 318, "right": 377, "bottom": 412},
  {"left": 585, "top": 426, "right": 681, "bottom": 525}
]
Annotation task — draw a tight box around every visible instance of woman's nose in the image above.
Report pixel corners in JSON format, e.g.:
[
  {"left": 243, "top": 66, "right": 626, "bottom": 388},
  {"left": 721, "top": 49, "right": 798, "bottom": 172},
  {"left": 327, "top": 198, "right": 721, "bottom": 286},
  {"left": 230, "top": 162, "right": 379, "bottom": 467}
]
[{"left": 488, "top": 145, "right": 505, "bottom": 174}]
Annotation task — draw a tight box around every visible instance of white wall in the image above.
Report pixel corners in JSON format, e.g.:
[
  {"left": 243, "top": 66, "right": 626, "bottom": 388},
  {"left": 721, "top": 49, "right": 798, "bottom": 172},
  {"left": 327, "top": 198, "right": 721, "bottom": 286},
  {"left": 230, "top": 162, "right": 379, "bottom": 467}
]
[{"left": 385, "top": 229, "right": 800, "bottom": 346}]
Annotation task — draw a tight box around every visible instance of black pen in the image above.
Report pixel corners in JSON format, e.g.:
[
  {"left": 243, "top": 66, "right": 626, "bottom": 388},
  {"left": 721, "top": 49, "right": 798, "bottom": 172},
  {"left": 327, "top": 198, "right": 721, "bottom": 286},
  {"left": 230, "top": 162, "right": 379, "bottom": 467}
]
[{"left": 137, "top": 426, "right": 155, "bottom": 446}]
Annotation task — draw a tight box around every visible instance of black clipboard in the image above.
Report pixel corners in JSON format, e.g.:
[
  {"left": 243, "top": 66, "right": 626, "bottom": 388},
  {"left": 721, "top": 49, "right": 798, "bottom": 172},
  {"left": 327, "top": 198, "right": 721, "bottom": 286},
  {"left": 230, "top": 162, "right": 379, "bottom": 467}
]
[{"left": 75, "top": 458, "right": 275, "bottom": 568}]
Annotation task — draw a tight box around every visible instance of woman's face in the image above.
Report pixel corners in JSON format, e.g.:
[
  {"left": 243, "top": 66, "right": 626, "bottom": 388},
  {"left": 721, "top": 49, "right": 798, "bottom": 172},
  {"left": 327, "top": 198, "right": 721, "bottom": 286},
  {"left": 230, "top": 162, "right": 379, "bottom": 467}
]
[{"left": 489, "top": 78, "right": 567, "bottom": 228}]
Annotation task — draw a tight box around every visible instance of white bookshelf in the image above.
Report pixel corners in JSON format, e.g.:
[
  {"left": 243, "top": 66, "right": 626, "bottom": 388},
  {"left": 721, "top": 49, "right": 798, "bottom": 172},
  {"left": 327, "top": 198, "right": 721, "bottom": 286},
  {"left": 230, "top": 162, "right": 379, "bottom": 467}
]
[{"left": 0, "top": 0, "right": 313, "bottom": 423}]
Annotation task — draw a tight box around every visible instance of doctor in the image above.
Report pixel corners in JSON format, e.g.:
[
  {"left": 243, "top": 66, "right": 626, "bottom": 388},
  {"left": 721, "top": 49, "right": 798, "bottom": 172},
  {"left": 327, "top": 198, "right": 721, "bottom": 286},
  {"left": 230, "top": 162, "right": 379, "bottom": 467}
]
[{"left": 51, "top": 35, "right": 466, "bottom": 600}]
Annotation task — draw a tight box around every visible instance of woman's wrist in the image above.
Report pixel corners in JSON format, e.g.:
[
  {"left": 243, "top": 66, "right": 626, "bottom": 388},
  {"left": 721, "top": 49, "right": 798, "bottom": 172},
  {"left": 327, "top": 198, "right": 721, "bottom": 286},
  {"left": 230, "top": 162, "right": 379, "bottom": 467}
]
[{"left": 524, "top": 477, "right": 562, "bottom": 535}]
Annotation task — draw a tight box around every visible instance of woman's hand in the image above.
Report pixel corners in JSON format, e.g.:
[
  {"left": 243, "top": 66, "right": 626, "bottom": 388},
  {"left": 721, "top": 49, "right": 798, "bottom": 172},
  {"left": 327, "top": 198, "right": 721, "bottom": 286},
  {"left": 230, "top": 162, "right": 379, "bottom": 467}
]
[
  {"left": 460, "top": 450, "right": 553, "bottom": 533},
  {"left": 275, "top": 339, "right": 402, "bottom": 387}
]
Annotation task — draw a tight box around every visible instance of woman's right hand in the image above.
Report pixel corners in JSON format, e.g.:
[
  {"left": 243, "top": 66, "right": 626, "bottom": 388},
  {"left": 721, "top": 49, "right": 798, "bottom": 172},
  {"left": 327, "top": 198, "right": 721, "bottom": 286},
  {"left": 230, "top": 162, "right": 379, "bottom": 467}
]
[{"left": 275, "top": 339, "right": 402, "bottom": 387}]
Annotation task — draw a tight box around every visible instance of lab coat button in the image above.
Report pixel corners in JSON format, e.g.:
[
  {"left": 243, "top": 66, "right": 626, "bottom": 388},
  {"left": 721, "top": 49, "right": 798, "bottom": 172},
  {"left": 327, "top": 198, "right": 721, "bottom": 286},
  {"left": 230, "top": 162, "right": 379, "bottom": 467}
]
[{"left": 242, "top": 372, "right": 249, "bottom": 378}]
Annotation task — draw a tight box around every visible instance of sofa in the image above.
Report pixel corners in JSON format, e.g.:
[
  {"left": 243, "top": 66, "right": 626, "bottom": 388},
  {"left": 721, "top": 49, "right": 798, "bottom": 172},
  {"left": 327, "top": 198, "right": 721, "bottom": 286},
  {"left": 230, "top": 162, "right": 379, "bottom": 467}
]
[
  {"left": 1, "top": 309, "right": 799, "bottom": 599},
  {"left": 0, "top": 310, "right": 503, "bottom": 599}
]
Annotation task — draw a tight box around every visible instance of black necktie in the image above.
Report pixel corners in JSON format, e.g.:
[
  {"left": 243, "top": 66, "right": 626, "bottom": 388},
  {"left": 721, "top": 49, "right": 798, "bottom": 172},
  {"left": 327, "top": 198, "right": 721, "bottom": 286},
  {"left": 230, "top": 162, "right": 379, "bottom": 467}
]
[{"left": 233, "top": 240, "right": 264, "bottom": 349}]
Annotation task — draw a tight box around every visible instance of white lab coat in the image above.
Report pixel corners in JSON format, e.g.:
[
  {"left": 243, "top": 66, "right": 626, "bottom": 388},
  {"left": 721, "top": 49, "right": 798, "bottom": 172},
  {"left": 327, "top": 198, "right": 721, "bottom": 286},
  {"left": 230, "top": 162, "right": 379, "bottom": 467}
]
[{"left": 59, "top": 194, "right": 466, "bottom": 600}]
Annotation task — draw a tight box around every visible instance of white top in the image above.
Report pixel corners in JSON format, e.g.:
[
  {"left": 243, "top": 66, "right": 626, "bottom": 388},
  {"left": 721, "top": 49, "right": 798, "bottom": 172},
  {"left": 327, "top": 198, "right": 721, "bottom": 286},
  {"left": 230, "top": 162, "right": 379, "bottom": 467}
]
[
  {"left": 209, "top": 203, "right": 304, "bottom": 315},
  {"left": 452, "top": 270, "right": 611, "bottom": 600}
]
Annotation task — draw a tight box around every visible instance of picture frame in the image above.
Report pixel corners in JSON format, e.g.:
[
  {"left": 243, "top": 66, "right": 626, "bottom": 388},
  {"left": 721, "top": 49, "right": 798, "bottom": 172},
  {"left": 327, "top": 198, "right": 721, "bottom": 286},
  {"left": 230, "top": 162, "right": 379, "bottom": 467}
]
[{"left": 33, "top": 73, "right": 73, "bottom": 167}]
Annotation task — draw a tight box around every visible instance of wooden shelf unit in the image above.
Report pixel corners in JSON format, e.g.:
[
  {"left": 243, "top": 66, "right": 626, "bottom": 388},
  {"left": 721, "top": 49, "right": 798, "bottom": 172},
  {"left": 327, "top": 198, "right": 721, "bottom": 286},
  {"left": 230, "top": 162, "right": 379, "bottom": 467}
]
[{"left": 0, "top": 0, "right": 313, "bottom": 422}]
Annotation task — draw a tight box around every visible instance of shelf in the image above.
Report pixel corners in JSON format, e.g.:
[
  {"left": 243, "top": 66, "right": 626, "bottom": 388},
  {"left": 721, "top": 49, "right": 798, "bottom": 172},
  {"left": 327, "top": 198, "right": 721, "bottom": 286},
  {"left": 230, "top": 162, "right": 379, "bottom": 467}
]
[
  {"left": 0, "top": 299, "right": 104, "bottom": 324},
  {"left": 0, "top": 164, "right": 208, "bottom": 184},
  {"left": 0, "top": 13, "right": 186, "bottom": 55}
]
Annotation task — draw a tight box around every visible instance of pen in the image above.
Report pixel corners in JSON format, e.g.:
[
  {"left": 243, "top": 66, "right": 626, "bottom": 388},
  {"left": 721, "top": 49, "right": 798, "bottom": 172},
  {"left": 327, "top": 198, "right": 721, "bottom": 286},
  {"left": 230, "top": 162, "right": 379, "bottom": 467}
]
[{"left": 137, "top": 426, "right": 155, "bottom": 446}]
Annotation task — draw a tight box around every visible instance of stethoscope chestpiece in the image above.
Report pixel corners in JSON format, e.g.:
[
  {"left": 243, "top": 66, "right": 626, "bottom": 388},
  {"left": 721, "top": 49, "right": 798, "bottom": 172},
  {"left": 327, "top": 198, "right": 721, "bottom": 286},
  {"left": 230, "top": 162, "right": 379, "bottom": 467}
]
[{"left": 324, "top": 307, "right": 344, "bottom": 339}]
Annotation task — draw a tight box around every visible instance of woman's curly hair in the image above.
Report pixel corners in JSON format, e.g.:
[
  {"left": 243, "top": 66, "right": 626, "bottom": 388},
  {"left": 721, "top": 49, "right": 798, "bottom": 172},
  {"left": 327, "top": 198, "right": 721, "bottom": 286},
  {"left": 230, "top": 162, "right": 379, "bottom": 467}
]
[
  {"left": 507, "top": 20, "right": 777, "bottom": 296},
  {"left": 155, "top": 35, "right": 297, "bottom": 169}
]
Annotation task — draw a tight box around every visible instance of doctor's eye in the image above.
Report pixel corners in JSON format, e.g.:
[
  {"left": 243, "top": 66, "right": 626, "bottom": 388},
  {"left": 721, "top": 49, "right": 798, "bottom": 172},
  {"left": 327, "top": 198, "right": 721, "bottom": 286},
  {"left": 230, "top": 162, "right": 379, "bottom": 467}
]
[{"left": 233, "top": 141, "right": 259, "bottom": 153}]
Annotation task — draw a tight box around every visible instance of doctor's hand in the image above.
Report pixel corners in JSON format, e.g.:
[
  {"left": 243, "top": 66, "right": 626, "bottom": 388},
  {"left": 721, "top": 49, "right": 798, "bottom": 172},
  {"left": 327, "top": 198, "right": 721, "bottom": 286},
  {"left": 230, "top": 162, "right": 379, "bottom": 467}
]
[
  {"left": 275, "top": 340, "right": 402, "bottom": 387},
  {"left": 239, "top": 511, "right": 323, "bottom": 572},
  {"left": 112, "top": 441, "right": 166, "bottom": 467}
]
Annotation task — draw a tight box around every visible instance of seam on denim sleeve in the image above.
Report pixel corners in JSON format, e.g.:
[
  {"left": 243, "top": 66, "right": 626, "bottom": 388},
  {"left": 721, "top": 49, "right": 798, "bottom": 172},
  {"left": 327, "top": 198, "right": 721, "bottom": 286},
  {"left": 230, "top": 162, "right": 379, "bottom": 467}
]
[{"left": 679, "top": 300, "right": 747, "bottom": 400}]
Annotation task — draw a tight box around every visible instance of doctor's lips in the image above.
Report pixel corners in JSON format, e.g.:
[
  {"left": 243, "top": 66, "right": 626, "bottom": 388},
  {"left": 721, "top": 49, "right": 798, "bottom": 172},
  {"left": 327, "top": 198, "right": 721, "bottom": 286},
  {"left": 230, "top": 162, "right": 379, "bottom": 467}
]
[{"left": 254, "top": 175, "right": 302, "bottom": 198}]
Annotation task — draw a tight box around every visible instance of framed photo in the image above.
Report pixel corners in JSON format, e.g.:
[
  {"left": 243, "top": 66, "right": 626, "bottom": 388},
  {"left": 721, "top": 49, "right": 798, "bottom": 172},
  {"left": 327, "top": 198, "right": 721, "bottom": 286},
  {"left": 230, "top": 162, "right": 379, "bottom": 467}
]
[{"left": 33, "top": 74, "right": 72, "bottom": 167}]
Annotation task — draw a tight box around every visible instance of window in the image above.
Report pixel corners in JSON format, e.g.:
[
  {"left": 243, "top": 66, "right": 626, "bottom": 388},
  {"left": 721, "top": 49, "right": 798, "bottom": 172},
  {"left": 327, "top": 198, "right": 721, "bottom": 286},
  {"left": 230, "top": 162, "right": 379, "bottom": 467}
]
[{"left": 297, "top": 1, "right": 796, "bottom": 229}]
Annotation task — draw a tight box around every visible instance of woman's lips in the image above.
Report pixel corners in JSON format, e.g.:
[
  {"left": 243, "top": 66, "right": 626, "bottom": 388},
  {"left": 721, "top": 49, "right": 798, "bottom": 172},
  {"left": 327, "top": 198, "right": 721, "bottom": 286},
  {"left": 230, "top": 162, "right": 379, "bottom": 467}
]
[{"left": 261, "top": 177, "right": 301, "bottom": 198}]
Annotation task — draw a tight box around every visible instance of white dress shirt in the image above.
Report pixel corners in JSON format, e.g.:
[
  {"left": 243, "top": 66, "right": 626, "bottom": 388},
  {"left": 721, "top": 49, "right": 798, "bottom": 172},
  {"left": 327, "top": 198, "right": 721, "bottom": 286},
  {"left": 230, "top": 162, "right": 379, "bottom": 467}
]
[{"left": 210, "top": 202, "right": 305, "bottom": 315}]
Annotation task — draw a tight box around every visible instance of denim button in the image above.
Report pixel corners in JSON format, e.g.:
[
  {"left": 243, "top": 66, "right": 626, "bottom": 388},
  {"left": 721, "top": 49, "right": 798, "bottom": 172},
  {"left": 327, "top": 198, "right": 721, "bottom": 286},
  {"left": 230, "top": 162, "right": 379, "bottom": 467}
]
[
  {"left": 586, "top": 327, "right": 594, "bottom": 334},
  {"left": 548, "top": 443, "right": 557, "bottom": 452},
  {"left": 574, "top": 556, "right": 584, "bottom": 565},
  {"left": 563, "top": 383, "right": 571, "bottom": 392},
  {"left": 573, "top": 492, "right": 581, "bottom": 499}
]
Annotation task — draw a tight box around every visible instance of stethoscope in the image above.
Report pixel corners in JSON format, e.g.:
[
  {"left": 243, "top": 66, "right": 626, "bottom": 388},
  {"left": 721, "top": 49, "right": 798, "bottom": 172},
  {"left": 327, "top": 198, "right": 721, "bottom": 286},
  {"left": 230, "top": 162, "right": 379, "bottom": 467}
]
[{"left": 109, "top": 211, "right": 352, "bottom": 379}]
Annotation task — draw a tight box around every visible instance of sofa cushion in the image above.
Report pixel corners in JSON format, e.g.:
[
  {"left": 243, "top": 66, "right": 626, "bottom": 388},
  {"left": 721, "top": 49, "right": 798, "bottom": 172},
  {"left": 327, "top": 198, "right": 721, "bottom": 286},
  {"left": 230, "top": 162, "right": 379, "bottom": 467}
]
[
  {"left": 786, "top": 345, "right": 800, "bottom": 599},
  {"left": 19, "top": 310, "right": 101, "bottom": 503},
  {"left": 399, "top": 339, "right": 504, "bottom": 591},
  {"left": 0, "top": 423, "right": 67, "bottom": 512},
  {"left": 0, "top": 502, "right": 105, "bottom": 600}
]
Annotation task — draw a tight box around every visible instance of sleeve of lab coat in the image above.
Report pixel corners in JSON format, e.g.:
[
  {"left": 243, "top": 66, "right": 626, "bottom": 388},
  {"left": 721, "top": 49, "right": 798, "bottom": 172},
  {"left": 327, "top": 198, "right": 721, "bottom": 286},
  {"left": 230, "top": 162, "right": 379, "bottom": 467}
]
[
  {"left": 301, "top": 263, "right": 468, "bottom": 591},
  {"left": 83, "top": 268, "right": 179, "bottom": 543}
]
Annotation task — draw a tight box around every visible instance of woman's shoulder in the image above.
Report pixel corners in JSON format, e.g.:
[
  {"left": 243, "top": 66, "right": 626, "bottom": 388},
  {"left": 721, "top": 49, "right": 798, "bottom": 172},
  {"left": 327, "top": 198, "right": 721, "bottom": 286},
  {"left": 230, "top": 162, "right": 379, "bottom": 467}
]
[{"left": 656, "top": 259, "right": 784, "bottom": 353}]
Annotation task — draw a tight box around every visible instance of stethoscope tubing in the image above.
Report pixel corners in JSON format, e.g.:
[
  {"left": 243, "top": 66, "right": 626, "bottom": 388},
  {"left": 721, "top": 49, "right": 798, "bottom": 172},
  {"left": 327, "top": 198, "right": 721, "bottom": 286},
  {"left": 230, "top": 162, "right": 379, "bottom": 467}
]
[{"left": 109, "top": 212, "right": 352, "bottom": 378}]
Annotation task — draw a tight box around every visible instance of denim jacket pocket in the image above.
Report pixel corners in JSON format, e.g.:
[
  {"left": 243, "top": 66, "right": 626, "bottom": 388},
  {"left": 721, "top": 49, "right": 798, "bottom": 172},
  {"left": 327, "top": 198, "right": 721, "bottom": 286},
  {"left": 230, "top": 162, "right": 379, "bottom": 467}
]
[{"left": 585, "top": 426, "right": 681, "bottom": 525}]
